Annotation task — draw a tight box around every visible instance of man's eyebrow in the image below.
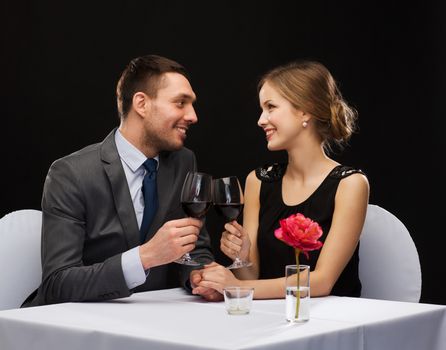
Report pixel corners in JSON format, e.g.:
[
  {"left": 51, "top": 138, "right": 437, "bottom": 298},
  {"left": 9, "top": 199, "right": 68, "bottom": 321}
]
[{"left": 173, "top": 93, "right": 197, "bottom": 102}]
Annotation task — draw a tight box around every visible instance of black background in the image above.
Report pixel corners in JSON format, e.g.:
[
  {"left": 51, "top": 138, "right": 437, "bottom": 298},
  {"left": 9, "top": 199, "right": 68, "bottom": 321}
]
[{"left": 2, "top": 2, "right": 445, "bottom": 304}]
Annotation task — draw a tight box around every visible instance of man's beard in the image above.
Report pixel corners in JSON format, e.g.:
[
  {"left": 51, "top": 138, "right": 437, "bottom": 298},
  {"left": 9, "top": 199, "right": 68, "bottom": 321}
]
[
  {"left": 143, "top": 124, "right": 183, "bottom": 153},
  {"left": 143, "top": 105, "right": 184, "bottom": 153}
]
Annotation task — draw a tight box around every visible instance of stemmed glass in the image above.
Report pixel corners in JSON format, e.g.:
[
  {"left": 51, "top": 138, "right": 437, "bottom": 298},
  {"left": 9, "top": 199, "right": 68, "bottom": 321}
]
[
  {"left": 213, "top": 176, "right": 252, "bottom": 269},
  {"left": 177, "top": 171, "right": 213, "bottom": 266}
]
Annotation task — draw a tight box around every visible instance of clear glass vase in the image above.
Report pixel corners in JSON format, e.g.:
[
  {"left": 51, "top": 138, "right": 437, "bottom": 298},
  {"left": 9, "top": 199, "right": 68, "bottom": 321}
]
[{"left": 285, "top": 264, "right": 310, "bottom": 322}]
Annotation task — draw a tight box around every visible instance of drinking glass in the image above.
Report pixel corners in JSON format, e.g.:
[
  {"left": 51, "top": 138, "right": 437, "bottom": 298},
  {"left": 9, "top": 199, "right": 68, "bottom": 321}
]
[
  {"left": 177, "top": 171, "right": 213, "bottom": 266},
  {"left": 213, "top": 176, "right": 252, "bottom": 269},
  {"left": 223, "top": 287, "right": 254, "bottom": 315}
]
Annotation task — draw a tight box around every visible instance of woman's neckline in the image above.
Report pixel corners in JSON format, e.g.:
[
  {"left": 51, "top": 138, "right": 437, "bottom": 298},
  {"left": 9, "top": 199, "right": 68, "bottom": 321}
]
[{"left": 280, "top": 164, "right": 342, "bottom": 207}]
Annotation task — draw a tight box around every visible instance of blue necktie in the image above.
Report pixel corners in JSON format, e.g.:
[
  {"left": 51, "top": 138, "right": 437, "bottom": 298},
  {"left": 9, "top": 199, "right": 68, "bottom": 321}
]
[{"left": 140, "top": 158, "right": 158, "bottom": 243}]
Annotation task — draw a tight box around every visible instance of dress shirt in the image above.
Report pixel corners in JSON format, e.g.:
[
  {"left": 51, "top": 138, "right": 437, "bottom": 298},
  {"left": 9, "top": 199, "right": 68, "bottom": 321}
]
[{"left": 115, "top": 129, "right": 159, "bottom": 289}]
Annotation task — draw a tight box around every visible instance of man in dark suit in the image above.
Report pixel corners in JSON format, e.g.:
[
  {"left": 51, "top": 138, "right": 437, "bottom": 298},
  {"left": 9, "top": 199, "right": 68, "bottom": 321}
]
[{"left": 25, "top": 54, "right": 219, "bottom": 306}]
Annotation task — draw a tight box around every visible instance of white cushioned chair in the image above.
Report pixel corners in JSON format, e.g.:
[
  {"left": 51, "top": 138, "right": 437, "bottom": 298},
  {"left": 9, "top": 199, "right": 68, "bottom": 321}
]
[
  {"left": 359, "top": 204, "right": 422, "bottom": 302},
  {"left": 0, "top": 209, "right": 42, "bottom": 310}
]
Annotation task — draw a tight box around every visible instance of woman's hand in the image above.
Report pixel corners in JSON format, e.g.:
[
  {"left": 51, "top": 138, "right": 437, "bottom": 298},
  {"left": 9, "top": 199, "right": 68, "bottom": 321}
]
[
  {"left": 220, "top": 221, "right": 251, "bottom": 261},
  {"left": 190, "top": 268, "right": 224, "bottom": 301},
  {"left": 195, "top": 262, "right": 241, "bottom": 294}
]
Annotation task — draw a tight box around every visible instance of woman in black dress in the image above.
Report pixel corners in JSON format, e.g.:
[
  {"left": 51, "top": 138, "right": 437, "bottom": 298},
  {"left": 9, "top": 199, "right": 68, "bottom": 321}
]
[{"left": 194, "top": 60, "right": 369, "bottom": 299}]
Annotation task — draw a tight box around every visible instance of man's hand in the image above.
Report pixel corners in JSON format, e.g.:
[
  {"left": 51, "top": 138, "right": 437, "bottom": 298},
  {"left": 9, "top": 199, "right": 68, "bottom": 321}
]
[
  {"left": 190, "top": 264, "right": 223, "bottom": 302},
  {"left": 139, "top": 218, "right": 202, "bottom": 269},
  {"left": 194, "top": 262, "right": 240, "bottom": 295}
]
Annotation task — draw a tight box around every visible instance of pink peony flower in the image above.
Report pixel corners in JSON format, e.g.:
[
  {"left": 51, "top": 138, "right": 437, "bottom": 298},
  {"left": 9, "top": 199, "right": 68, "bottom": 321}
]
[
  {"left": 274, "top": 213, "right": 323, "bottom": 258},
  {"left": 275, "top": 213, "right": 323, "bottom": 320}
]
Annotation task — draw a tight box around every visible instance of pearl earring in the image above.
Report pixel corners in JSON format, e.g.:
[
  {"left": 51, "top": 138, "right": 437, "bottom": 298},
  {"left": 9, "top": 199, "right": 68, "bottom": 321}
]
[{"left": 302, "top": 121, "right": 308, "bottom": 128}]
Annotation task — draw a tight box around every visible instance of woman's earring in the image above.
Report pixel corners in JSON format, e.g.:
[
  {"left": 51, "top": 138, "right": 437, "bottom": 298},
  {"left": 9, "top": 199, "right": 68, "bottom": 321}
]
[{"left": 302, "top": 121, "right": 308, "bottom": 128}]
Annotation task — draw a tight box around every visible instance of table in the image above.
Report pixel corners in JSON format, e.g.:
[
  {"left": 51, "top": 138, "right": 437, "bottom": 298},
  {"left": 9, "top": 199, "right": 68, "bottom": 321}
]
[{"left": 0, "top": 288, "right": 445, "bottom": 350}]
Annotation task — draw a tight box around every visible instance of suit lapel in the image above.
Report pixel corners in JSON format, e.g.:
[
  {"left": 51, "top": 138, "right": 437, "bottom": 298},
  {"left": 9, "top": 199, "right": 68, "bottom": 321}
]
[{"left": 100, "top": 129, "right": 140, "bottom": 248}]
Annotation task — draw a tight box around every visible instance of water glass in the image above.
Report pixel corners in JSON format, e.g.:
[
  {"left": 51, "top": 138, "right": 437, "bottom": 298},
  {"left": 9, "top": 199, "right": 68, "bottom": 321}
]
[{"left": 223, "top": 287, "right": 254, "bottom": 315}]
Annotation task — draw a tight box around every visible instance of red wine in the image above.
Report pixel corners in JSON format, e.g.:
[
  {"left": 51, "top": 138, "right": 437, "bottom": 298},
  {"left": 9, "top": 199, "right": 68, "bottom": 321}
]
[
  {"left": 214, "top": 203, "right": 244, "bottom": 221},
  {"left": 182, "top": 201, "right": 212, "bottom": 219}
]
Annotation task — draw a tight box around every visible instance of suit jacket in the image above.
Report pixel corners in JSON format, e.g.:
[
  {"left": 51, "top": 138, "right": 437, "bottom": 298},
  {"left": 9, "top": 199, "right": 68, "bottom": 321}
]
[{"left": 25, "top": 129, "right": 214, "bottom": 306}]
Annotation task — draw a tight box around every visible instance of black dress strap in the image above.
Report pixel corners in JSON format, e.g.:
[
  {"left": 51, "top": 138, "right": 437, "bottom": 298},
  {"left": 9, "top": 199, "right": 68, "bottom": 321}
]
[
  {"left": 256, "top": 163, "right": 365, "bottom": 182},
  {"left": 255, "top": 163, "right": 286, "bottom": 182},
  {"left": 328, "top": 165, "right": 365, "bottom": 179}
]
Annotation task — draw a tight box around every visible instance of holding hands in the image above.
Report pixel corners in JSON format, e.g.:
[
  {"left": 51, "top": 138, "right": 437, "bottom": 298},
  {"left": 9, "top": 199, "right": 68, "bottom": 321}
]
[
  {"left": 191, "top": 262, "right": 239, "bottom": 297},
  {"left": 191, "top": 220, "right": 252, "bottom": 301},
  {"left": 190, "top": 267, "right": 224, "bottom": 301}
]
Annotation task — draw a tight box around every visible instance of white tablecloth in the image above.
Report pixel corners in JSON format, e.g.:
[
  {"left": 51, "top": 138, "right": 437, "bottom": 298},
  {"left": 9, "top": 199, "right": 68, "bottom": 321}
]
[{"left": 0, "top": 288, "right": 445, "bottom": 350}]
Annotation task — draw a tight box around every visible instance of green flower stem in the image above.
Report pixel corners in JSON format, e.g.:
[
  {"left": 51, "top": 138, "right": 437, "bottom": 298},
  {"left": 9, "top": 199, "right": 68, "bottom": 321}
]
[{"left": 295, "top": 249, "right": 300, "bottom": 320}]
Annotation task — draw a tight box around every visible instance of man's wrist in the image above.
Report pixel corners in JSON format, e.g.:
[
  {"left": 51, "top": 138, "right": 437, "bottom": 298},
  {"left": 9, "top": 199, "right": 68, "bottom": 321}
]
[{"left": 139, "top": 245, "right": 153, "bottom": 270}]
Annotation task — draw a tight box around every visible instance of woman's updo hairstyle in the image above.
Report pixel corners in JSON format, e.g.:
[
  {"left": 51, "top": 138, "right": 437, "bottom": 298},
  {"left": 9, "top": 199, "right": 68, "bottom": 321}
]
[{"left": 258, "top": 60, "right": 357, "bottom": 151}]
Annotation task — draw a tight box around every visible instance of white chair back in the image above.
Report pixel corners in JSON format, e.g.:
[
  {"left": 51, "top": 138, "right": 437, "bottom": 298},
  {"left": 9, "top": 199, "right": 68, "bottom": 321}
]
[
  {"left": 0, "top": 209, "right": 42, "bottom": 310},
  {"left": 359, "top": 204, "right": 421, "bottom": 302}
]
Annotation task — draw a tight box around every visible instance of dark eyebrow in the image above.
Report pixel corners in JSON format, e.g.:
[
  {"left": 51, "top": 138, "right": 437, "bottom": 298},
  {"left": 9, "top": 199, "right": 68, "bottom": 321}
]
[{"left": 173, "top": 93, "right": 197, "bottom": 103}]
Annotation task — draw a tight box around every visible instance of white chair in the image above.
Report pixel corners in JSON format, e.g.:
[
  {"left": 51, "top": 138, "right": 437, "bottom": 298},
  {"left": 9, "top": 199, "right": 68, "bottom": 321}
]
[
  {"left": 359, "top": 204, "right": 422, "bottom": 302},
  {"left": 0, "top": 209, "right": 42, "bottom": 310}
]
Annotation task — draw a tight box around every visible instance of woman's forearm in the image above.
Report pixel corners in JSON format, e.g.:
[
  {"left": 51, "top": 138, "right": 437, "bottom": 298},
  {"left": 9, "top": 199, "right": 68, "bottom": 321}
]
[
  {"left": 233, "top": 265, "right": 259, "bottom": 280},
  {"left": 238, "top": 277, "right": 286, "bottom": 299}
]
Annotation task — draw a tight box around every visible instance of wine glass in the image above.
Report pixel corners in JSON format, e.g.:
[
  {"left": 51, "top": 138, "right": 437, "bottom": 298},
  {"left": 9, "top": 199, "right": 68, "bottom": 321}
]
[
  {"left": 213, "top": 176, "right": 252, "bottom": 269},
  {"left": 177, "top": 171, "right": 213, "bottom": 266}
]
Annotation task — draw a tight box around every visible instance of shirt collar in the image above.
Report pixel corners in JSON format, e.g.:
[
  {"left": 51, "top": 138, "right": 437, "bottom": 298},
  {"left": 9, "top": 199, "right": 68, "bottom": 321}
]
[{"left": 115, "top": 129, "right": 159, "bottom": 172}]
